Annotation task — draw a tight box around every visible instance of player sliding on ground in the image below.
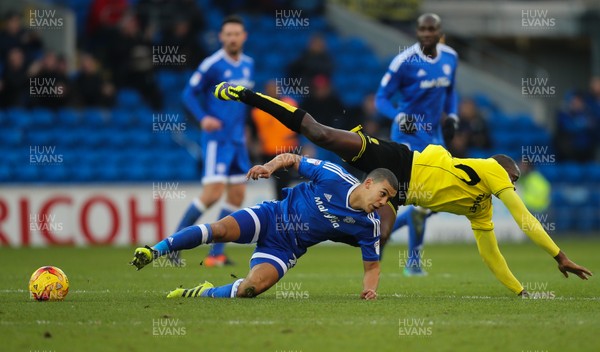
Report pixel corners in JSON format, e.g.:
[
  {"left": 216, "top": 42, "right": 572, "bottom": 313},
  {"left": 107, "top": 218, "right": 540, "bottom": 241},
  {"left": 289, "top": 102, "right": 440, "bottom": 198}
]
[
  {"left": 213, "top": 82, "right": 592, "bottom": 296},
  {"left": 130, "top": 153, "right": 398, "bottom": 300}
]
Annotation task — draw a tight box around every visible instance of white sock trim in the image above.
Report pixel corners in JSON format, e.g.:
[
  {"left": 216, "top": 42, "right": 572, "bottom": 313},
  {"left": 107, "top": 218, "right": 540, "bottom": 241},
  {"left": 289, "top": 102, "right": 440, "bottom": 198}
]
[
  {"left": 198, "top": 224, "right": 211, "bottom": 244},
  {"left": 193, "top": 198, "right": 207, "bottom": 212},
  {"left": 230, "top": 278, "right": 244, "bottom": 298}
]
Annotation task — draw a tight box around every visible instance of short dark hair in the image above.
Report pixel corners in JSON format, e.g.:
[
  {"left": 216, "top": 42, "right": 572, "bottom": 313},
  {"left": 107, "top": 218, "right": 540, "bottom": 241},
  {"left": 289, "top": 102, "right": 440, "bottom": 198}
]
[
  {"left": 221, "top": 15, "right": 245, "bottom": 30},
  {"left": 491, "top": 154, "right": 520, "bottom": 179},
  {"left": 365, "top": 168, "right": 399, "bottom": 191}
]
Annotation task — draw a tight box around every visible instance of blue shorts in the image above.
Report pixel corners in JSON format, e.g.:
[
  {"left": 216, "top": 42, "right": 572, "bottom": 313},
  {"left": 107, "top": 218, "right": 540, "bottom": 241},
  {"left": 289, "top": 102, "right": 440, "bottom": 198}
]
[
  {"left": 201, "top": 140, "right": 251, "bottom": 184},
  {"left": 230, "top": 202, "right": 302, "bottom": 279}
]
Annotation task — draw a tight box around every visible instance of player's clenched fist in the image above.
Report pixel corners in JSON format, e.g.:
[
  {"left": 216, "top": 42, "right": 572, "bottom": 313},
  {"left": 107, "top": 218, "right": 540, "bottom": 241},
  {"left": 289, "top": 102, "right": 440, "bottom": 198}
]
[{"left": 247, "top": 165, "right": 274, "bottom": 180}]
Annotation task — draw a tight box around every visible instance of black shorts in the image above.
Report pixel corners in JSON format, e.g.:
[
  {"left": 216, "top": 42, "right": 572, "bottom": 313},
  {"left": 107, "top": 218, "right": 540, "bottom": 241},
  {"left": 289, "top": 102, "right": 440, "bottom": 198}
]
[{"left": 347, "top": 128, "right": 414, "bottom": 211}]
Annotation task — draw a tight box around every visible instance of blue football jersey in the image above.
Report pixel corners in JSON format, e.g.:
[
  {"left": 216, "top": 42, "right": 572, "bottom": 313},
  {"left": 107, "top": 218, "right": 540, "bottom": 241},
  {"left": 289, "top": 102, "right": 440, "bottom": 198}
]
[
  {"left": 182, "top": 49, "right": 255, "bottom": 143},
  {"left": 375, "top": 43, "right": 458, "bottom": 151},
  {"left": 277, "top": 157, "right": 381, "bottom": 262}
]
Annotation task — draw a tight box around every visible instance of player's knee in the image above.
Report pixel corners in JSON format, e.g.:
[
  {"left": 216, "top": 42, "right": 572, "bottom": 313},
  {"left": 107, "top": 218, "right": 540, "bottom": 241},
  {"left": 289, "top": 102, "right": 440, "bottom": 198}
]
[
  {"left": 309, "top": 125, "right": 334, "bottom": 146},
  {"left": 210, "top": 222, "right": 228, "bottom": 241}
]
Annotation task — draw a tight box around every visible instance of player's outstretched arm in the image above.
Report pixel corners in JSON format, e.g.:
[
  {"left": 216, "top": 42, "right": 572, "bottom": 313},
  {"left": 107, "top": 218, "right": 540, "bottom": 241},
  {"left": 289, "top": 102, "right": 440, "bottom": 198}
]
[
  {"left": 361, "top": 260, "right": 380, "bottom": 300},
  {"left": 246, "top": 153, "right": 301, "bottom": 180},
  {"left": 473, "top": 229, "right": 524, "bottom": 295},
  {"left": 498, "top": 190, "right": 592, "bottom": 280}
]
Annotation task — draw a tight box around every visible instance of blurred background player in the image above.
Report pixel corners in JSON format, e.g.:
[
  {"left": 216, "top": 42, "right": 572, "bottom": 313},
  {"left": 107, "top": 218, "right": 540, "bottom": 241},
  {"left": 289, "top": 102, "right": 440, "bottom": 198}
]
[
  {"left": 375, "top": 13, "right": 459, "bottom": 275},
  {"left": 251, "top": 80, "right": 299, "bottom": 200},
  {"left": 175, "top": 15, "right": 254, "bottom": 267}
]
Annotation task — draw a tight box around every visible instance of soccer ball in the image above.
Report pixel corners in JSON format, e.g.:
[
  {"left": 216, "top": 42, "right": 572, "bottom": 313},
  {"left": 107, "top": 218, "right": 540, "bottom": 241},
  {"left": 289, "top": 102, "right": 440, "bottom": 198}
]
[{"left": 29, "top": 266, "right": 69, "bottom": 301}]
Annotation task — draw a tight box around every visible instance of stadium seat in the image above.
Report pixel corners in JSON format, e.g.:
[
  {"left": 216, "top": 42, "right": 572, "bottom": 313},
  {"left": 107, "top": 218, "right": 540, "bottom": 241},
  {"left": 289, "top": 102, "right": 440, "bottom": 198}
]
[
  {"left": 83, "top": 108, "right": 108, "bottom": 126},
  {"left": 30, "top": 108, "right": 55, "bottom": 126},
  {"left": 56, "top": 108, "right": 81, "bottom": 126},
  {"left": 116, "top": 89, "right": 144, "bottom": 110}
]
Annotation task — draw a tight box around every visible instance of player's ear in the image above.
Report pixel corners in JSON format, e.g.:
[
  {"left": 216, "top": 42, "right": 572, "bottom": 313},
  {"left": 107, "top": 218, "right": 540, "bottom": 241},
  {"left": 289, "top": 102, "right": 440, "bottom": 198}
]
[{"left": 363, "top": 177, "right": 373, "bottom": 189}]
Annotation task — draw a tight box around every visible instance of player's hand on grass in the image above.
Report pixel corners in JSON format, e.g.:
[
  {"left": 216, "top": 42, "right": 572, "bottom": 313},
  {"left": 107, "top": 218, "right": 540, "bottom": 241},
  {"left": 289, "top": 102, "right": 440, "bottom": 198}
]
[
  {"left": 360, "top": 289, "right": 377, "bottom": 300},
  {"left": 200, "top": 116, "right": 222, "bottom": 131},
  {"left": 247, "top": 164, "right": 274, "bottom": 180},
  {"left": 555, "top": 251, "right": 592, "bottom": 280}
]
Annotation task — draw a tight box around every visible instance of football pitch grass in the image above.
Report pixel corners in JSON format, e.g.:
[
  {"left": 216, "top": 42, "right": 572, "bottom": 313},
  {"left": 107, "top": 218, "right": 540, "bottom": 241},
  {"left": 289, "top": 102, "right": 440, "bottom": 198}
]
[{"left": 1, "top": 239, "right": 599, "bottom": 352}]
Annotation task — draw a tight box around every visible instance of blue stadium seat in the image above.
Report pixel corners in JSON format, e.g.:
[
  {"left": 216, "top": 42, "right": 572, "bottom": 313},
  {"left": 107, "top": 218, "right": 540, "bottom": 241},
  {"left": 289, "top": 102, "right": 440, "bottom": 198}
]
[
  {"left": 7, "top": 108, "right": 32, "bottom": 129},
  {"left": 116, "top": 89, "right": 143, "bottom": 110},
  {"left": 83, "top": 108, "right": 108, "bottom": 126},
  {"left": 0, "top": 127, "right": 23, "bottom": 147},
  {"left": 111, "top": 109, "right": 137, "bottom": 127},
  {"left": 57, "top": 108, "right": 81, "bottom": 126},
  {"left": 30, "top": 108, "right": 54, "bottom": 126}
]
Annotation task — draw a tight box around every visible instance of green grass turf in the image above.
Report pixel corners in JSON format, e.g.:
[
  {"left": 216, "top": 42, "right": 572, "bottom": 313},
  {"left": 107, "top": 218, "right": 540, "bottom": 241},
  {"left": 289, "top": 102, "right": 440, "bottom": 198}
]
[{"left": 1, "top": 239, "right": 599, "bottom": 352}]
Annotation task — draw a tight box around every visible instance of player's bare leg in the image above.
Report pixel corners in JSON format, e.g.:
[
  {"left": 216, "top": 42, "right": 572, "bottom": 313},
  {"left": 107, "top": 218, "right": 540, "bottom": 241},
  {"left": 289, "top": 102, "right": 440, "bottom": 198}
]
[
  {"left": 214, "top": 82, "right": 363, "bottom": 161},
  {"left": 235, "top": 263, "right": 280, "bottom": 297}
]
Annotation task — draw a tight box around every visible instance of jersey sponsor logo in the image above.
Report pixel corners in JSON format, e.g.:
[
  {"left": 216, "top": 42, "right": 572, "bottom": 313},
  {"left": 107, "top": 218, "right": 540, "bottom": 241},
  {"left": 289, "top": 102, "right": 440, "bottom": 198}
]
[
  {"left": 470, "top": 193, "right": 485, "bottom": 213},
  {"left": 419, "top": 77, "right": 451, "bottom": 89},
  {"left": 417, "top": 69, "right": 427, "bottom": 77},
  {"left": 314, "top": 196, "right": 340, "bottom": 228},
  {"left": 324, "top": 193, "right": 332, "bottom": 202}
]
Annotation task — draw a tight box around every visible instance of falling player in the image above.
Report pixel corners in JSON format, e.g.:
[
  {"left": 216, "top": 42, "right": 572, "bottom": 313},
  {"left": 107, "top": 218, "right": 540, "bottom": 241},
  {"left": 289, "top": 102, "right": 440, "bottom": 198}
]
[{"left": 131, "top": 154, "right": 398, "bottom": 300}]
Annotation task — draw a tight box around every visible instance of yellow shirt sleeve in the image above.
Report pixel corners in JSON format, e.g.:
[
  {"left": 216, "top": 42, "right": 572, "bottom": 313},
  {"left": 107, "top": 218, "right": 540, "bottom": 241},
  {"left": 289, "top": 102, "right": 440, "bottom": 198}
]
[
  {"left": 498, "top": 189, "right": 560, "bottom": 257},
  {"left": 473, "top": 229, "right": 523, "bottom": 294}
]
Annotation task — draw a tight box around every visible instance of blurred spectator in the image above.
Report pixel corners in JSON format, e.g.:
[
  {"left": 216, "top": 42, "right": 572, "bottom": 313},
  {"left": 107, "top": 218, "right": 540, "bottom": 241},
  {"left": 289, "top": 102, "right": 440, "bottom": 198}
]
[
  {"left": 300, "top": 74, "right": 351, "bottom": 165},
  {"left": 27, "top": 51, "right": 71, "bottom": 109},
  {"left": 251, "top": 80, "right": 299, "bottom": 200},
  {"left": 358, "top": 93, "right": 389, "bottom": 139},
  {"left": 161, "top": 17, "right": 206, "bottom": 71},
  {"left": 73, "top": 52, "right": 115, "bottom": 107},
  {"left": 450, "top": 98, "right": 491, "bottom": 157},
  {"left": 87, "top": 0, "right": 129, "bottom": 35},
  {"left": 301, "top": 75, "right": 350, "bottom": 129},
  {"left": 0, "top": 11, "right": 43, "bottom": 64},
  {"left": 107, "top": 14, "right": 162, "bottom": 109},
  {"left": 517, "top": 161, "right": 551, "bottom": 214},
  {"left": 555, "top": 91, "right": 596, "bottom": 162},
  {"left": 586, "top": 76, "right": 600, "bottom": 124},
  {"left": 0, "top": 47, "right": 28, "bottom": 107},
  {"left": 287, "top": 35, "right": 333, "bottom": 84}
]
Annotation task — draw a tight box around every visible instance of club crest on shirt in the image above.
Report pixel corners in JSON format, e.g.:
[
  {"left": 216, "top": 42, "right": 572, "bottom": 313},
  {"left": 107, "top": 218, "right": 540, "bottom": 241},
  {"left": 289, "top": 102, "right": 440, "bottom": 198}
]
[
  {"left": 343, "top": 216, "right": 355, "bottom": 224},
  {"left": 443, "top": 64, "right": 451, "bottom": 75}
]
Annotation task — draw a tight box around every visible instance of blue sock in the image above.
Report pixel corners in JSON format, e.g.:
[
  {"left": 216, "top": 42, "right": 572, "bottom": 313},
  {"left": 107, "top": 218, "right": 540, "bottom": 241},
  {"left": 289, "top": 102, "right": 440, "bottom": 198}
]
[
  {"left": 208, "top": 204, "right": 236, "bottom": 256},
  {"left": 392, "top": 209, "right": 411, "bottom": 232},
  {"left": 175, "top": 200, "right": 204, "bottom": 232},
  {"left": 152, "top": 224, "right": 213, "bottom": 257},
  {"left": 201, "top": 279, "right": 244, "bottom": 298}
]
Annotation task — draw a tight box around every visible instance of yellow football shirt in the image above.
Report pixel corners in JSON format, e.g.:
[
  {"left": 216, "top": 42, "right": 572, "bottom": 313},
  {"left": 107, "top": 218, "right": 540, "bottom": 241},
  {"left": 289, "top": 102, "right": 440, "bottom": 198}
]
[{"left": 406, "top": 145, "right": 514, "bottom": 231}]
